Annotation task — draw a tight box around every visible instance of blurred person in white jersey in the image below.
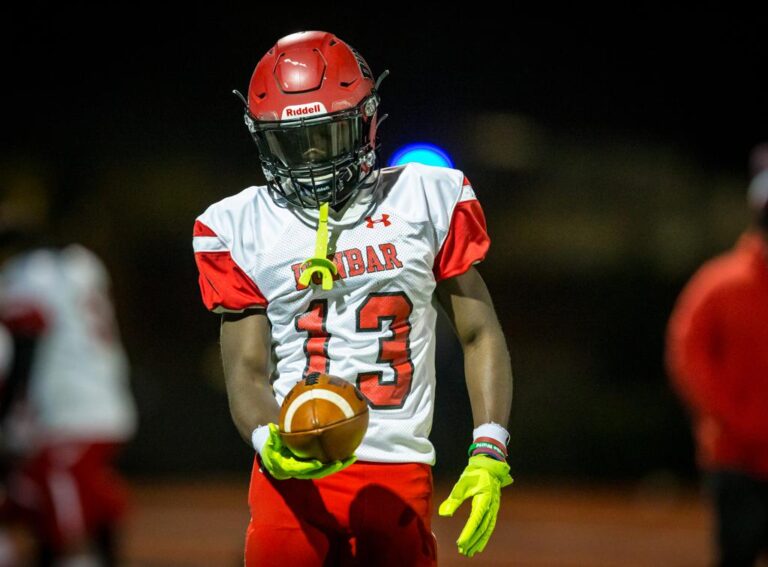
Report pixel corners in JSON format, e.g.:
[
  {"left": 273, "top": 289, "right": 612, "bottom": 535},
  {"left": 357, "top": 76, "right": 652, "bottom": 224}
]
[
  {"left": 193, "top": 31, "right": 514, "bottom": 566},
  {"left": 0, "top": 162, "right": 137, "bottom": 567}
]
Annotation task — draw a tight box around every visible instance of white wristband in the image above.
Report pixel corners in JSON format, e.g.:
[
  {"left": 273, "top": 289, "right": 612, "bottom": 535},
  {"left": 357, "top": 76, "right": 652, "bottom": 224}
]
[
  {"left": 251, "top": 425, "right": 271, "bottom": 455},
  {"left": 473, "top": 422, "right": 510, "bottom": 447}
]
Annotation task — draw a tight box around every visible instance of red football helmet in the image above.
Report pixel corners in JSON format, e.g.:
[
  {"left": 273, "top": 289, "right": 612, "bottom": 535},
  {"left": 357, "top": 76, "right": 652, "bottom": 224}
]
[{"left": 236, "top": 31, "right": 389, "bottom": 209}]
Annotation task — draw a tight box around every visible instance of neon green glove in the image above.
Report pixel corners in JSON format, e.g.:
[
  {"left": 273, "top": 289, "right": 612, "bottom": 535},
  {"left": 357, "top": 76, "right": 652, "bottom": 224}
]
[
  {"left": 438, "top": 455, "right": 513, "bottom": 557},
  {"left": 258, "top": 423, "right": 356, "bottom": 480}
]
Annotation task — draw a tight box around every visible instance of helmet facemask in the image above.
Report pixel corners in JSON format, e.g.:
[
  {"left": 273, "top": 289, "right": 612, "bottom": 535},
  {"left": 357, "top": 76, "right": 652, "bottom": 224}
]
[{"left": 244, "top": 94, "right": 381, "bottom": 209}]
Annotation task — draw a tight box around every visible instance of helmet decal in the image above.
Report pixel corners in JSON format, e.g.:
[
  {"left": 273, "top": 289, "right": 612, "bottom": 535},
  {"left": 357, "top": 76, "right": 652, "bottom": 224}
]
[{"left": 281, "top": 102, "right": 328, "bottom": 120}]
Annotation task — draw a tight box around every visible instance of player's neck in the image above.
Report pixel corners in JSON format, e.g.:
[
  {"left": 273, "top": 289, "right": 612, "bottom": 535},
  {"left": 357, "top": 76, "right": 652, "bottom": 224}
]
[{"left": 328, "top": 169, "right": 380, "bottom": 214}]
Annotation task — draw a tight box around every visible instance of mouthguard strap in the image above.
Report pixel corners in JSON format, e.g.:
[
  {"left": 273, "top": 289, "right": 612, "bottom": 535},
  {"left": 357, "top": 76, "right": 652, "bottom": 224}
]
[{"left": 298, "top": 202, "right": 338, "bottom": 290}]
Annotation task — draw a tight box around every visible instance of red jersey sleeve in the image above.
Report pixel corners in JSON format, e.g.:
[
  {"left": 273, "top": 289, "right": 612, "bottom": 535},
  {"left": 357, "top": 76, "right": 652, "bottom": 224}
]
[
  {"left": 192, "top": 220, "right": 268, "bottom": 313},
  {"left": 0, "top": 303, "right": 48, "bottom": 337},
  {"left": 666, "top": 267, "right": 728, "bottom": 418},
  {"left": 432, "top": 175, "right": 490, "bottom": 282}
]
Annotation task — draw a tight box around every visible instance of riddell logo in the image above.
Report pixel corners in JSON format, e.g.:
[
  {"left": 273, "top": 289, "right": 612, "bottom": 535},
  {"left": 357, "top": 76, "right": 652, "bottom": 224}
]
[{"left": 282, "top": 102, "right": 328, "bottom": 120}]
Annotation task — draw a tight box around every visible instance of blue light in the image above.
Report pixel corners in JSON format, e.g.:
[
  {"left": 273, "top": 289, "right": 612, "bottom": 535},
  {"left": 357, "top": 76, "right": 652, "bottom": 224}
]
[{"left": 388, "top": 143, "right": 454, "bottom": 168}]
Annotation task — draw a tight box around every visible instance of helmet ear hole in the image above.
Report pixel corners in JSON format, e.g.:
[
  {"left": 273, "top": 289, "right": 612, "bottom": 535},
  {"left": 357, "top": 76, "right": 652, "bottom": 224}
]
[{"left": 362, "top": 96, "right": 378, "bottom": 118}]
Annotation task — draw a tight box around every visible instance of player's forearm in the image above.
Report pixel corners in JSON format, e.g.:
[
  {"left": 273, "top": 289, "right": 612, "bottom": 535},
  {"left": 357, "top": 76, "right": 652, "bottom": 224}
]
[
  {"left": 462, "top": 325, "right": 513, "bottom": 428},
  {"left": 0, "top": 334, "right": 38, "bottom": 422},
  {"left": 219, "top": 311, "right": 277, "bottom": 445},
  {"left": 224, "top": 366, "right": 280, "bottom": 445}
]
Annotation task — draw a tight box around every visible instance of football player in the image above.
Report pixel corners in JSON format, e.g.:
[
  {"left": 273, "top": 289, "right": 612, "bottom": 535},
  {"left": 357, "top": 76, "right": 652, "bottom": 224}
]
[
  {"left": 0, "top": 168, "right": 138, "bottom": 567},
  {"left": 193, "top": 31, "right": 514, "bottom": 566}
]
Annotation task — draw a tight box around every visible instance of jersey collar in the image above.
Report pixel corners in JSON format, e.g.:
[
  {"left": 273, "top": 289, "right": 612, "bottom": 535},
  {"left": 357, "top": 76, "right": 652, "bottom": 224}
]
[{"left": 290, "top": 169, "right": 383, "bottom": 228}]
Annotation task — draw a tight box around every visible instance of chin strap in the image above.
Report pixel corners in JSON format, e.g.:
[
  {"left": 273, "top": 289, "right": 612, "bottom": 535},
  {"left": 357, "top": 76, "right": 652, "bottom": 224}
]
[{"left": 298, "top": 202, "right": 338, "bottom": 290}]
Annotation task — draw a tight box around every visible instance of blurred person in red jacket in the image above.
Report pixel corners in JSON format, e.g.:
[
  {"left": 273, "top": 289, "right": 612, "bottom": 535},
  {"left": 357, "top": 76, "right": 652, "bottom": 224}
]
[{"left": 667, "top": 144, "right": 768, "bottom": 567}]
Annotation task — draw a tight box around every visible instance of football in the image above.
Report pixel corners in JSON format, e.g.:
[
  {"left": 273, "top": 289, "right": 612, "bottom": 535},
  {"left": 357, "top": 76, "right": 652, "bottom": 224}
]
[{"left": 279, "top": 373, "right": 369, "bottom": 463}]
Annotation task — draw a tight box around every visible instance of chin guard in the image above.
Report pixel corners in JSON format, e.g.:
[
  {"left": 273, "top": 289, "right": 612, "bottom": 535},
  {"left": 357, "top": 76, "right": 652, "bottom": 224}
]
[{"left": 299, "top": 202, "right": 338, "bottom": 290}]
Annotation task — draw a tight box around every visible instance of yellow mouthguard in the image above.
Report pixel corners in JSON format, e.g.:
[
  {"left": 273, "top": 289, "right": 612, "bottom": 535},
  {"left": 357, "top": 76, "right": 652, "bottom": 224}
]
[{"left": 298, "top": 202, "right": 338, "bottom": 290}]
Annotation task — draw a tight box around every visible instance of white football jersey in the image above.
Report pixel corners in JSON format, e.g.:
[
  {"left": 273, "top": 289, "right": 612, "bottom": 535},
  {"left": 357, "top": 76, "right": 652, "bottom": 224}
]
[
  {"left": 0, "top": 244, "right": 138, "bottom": 448},
  {"left": 193, "top": 162, "right": 489, "bottom": 464}
]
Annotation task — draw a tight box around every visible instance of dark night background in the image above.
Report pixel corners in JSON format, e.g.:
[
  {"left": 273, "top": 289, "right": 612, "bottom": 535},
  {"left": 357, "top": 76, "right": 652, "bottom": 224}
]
[{"left": 2, "top": 6, "right": 766, "bottom": 483}]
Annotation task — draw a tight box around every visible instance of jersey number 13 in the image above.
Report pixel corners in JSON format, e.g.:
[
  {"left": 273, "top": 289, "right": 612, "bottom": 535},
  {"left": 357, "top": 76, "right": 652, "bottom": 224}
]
[{"left": 295, "top": 291, "right": 414, "bottom": 409}]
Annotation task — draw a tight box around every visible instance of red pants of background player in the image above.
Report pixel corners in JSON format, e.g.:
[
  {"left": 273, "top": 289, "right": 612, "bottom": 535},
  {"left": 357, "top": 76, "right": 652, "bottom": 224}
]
[
  {"left": 0, "top": 442, "right": 128, "bottom": 553},
  {"left": 246, "top": 456, "right": 438, "bottom": 567}
]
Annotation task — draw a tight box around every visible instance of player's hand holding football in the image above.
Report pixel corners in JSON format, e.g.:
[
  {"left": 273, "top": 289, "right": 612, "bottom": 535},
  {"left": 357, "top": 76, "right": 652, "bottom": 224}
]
[
  {"left": 438, "top": 454, "right": 514, "bottom": 557},
  {"left": 255, "top": 423, "right": 356, "bottom": 480}
]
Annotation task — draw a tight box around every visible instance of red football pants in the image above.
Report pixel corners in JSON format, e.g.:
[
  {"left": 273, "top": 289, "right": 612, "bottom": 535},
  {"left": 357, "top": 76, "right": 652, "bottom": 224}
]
[
  {"left": 246, "top": 456, "right": 438, "bottom": 567},
  {"left": 1, "top": 442, "right": 128, "bottom": 552}
]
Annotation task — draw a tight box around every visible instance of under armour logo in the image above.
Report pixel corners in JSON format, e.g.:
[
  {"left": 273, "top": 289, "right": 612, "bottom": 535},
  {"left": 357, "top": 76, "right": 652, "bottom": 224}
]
[{"left": 365, "top": 214, "right": 391, "bottom": 228}]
